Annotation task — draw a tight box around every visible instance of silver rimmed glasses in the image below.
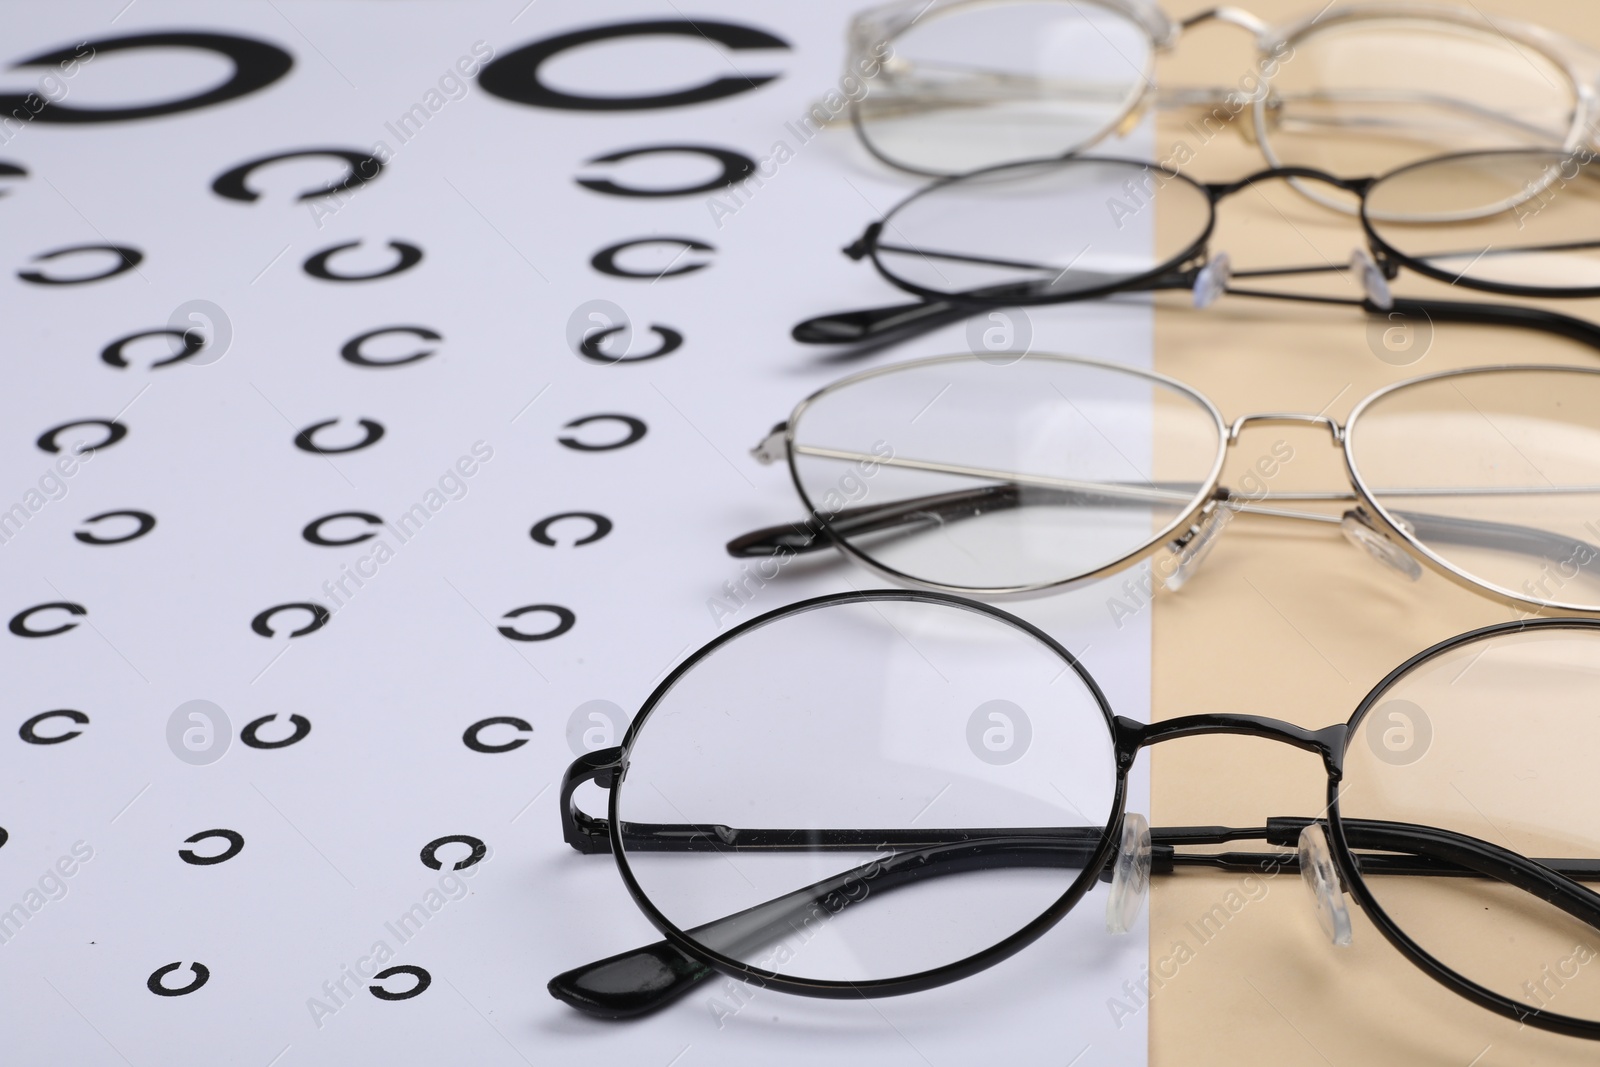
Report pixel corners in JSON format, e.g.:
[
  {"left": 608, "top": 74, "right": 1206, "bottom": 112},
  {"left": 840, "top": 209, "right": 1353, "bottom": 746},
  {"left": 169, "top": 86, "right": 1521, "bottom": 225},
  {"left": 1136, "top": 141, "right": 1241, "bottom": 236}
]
[
  {"left": 847, "top": 0, "right": 1600, "bottom": 197},
  {"left": 728, "top": 355, "right": 1600, "bottom": 614}
]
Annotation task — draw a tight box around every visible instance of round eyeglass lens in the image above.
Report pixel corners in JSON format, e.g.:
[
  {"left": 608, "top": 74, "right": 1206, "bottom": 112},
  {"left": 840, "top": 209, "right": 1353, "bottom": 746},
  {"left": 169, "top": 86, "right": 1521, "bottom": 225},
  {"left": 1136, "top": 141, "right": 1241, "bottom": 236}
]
[
  {"left": 1340, "top": 622, "right": 1600, "bottom": 1025},
  {"left": 788, "top": 355, "right": 1223, "bottom": 595},
  {"left": 875, "top": 158, "right": 1214, "bottom": 302},
  {"left": 1259, "top": 15, "right": 1578, "bottom": 196},
  {"left": 853, "top": 0, "right": 1153, "bottom": 176},
  {"left": 613, "top": 594, "right": 1121, "bottom": 986},
  {"left": 1347, "top": 367, "right": 1600, "bottom": 612},
  {"left": 1364, "top": 150, "right": 1600, "bottom": 292}
]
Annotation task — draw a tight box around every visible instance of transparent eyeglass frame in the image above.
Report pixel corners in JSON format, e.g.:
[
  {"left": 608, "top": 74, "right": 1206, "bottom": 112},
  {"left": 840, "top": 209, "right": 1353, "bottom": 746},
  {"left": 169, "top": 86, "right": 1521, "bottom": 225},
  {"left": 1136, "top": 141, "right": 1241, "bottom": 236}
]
[{"left": 845, "top": 0, "right": 1600, "bottom": 199}]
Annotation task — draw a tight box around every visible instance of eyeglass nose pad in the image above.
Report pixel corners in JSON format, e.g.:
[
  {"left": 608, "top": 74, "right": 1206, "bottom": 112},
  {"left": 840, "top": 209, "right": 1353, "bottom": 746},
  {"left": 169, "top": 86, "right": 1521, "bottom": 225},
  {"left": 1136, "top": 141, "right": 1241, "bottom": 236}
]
[
  {"left": 1298, "top": 822, "right": 1354, "bottom": 948},
  {"left": 1106, "top": 811, "right": 1152, "bottom": 935},
  {"left": 1350, "top": 247, "right": 1394, "bottom": 310},
  {"left": 1192, "top": 251, "right": 1233, "bottom": 309},
  {"left": 1339, "top": 509, "right": 1422, "bottom": 581},
  {"left": 1162, "top": 505, "right": 1230, "bottom": 591}
]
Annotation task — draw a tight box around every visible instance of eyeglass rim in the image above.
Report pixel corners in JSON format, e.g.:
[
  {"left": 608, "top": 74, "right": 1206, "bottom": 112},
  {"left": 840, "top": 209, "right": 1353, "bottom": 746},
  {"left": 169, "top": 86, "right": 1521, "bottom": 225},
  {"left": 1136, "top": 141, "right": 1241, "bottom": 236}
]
[
  {"left": 1343, "top": 362, "right": 1600, "bottom": 618},
  {"left": 846, "top": 0, "right": 1166, "bottom": 179},
  {"left": 783, "top": 351, "right": 1230, "bottom": 599},
  {"left": 604, "top": 587, "right": 1129, "bottom": 1002},
  {"left": 1252, "top": 5, "right": 1595, "bottom": 211},
  {"left": 867, "top": 154, "right": 1218, "bottom": 307},
  {"left": 1330, "top": 614, "right": 1600, "bottom": 1041},
  {"left": 866, "top": 149, "right": 1600, "bottom": 306},
  {"left": 1360, "top": 148, "right": 1600, "bottom": 300}
]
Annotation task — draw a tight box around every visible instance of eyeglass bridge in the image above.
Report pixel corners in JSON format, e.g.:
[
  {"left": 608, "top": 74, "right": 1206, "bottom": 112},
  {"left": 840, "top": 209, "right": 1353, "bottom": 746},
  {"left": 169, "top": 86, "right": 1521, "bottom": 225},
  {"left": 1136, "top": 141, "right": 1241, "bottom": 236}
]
[{"left": 1227, "top": 412, "right": 1343, "bottom": 445}]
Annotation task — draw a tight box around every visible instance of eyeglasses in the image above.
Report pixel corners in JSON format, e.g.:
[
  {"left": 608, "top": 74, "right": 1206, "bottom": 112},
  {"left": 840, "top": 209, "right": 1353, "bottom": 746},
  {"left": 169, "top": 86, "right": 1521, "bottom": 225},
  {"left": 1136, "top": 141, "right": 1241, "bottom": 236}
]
[
  {"left": 847, "top": 0, "right": 1600, "bottom": 188},
  {"left": 791, "top": 149, "right": 1600, "bottom": 353},
  {"left": 549, "top": 591, "right": 1600, "bottom": 1038},
  {"left": 726, "top": 354, "right": 1600, "bottom": 614}
]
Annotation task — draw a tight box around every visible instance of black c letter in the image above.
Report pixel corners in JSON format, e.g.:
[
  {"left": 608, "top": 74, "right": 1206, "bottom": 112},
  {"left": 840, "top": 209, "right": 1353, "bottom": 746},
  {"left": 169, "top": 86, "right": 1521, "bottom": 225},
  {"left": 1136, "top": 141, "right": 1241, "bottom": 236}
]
[
  {"left": 591, "top": 237, "right": 713, "bottom": 280},
  {"left": 75, "top": 510, "right": 157, "bottom": 545},
  {"left": 10, "top": 602, "right": 86, "bottom": 638},
  {"left": 179, "top": 829, "right": 245, "bottom": 866},
  {"left": 577, "top": 144, "right": 755, "bottom": 197},
  {"left": 369, "top": 965, "right": 431, "bottom": 1001},
  {"left": 304, "top": 240, "right": 423, "bottom": 281},
  {"left": 147, "top": 961, "right": 210, "bottom": 997},
  {"left": 558, "top": 414, "right": 646, "bottom": 452},
  {"left": 303, "top": 512, "right": 382, "bottom": 547},
  {"left": 20, "top": 709, "right": 88, "bottom": 745},
  {"left": 340, "top": 326, "right": 440, "bottom": 368},
  {"left": 295, "top": 418, "right": 385, "bottom": 454},
  {"left": 37, "top": 419, "right": 126, "bottom": 454},
  {"left": 20, "top": 244, "right": 143, "bottom": 285},
  {"left": 479, "top": 20, "right": 787, "bottom": 111},
  {"left": 5, "top": 33, "right": 290, "bottom": 123},
  {"left": 101, "top": 327, "right": 205, "bottom": 369},
  {"left": 241, "top": 713, "right": 312, "bottom": 750},
  {"left": 420, "top": 834, "right": 487, "bottom": 871},
  {"left": 529, "top": 512, "right": 612, "bottom": 547},
  {"left": 213, "top": 148, "right": 382, "bottom": 203},
  {"left": 462, "top": 716, "right": 532, "bottom": 754},
  {"left": 498, "top": 604, "right": 575, "bottom": 642},
  {"left": 250, "top": 603, "right": 329, "bottom": 638},
  {"left": 578, "top": 324, "right": 681, "bottom": 364}
]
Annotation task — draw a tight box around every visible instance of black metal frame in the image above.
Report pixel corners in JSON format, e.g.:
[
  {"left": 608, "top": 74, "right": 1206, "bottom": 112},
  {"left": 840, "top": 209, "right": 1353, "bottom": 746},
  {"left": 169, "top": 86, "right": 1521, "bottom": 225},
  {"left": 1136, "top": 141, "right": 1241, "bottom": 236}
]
[
  {"left": 792, "top": 150, "right": 1600, "bottom": 354},
  {"left": 548, "top": 591, "right": 1600, "bottom": 1039}
]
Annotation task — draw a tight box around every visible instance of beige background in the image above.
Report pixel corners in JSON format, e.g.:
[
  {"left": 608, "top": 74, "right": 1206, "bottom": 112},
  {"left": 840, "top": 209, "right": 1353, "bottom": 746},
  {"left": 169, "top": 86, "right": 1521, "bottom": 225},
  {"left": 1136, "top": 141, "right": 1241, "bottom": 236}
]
[{"left": 1145, "top": 2, "right": 1600, "bottom": 1064}]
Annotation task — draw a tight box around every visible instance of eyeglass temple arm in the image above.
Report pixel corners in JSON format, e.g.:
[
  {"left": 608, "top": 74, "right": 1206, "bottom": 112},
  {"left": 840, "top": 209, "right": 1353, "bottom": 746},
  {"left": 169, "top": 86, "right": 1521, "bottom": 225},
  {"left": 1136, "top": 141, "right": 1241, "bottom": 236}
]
[
  {"left": 551, "top": 796, "right": 1600, "bottom": 1019},
  {"left": 790, "top": 271, "right": 1192, "bottom": 347},
  {"left": 725, "top": 477, "right": 1600, "bottom": 584},
  {"left": 792, "top": 283, "right": 1600, "bottom": 357},
  {"left": 857, "top": 77, "right": 1561, "bottom": 142},
  {"left": 725, "top": 482, "right": 1187, "bottom": 558}
]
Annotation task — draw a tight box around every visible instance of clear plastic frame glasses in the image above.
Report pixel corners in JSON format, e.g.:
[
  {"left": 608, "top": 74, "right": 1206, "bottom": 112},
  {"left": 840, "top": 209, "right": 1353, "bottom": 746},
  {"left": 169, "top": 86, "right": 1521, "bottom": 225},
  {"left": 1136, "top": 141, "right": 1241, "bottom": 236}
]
[
  {"left": 550, "top": 592, "right": 1600, "bottom": 1040},
  {"left": 847, "top": 0, "right": 1600, "bottom": 189},
  {"left": 727, "top": 355, "right": 1600, "bottom": 614}
]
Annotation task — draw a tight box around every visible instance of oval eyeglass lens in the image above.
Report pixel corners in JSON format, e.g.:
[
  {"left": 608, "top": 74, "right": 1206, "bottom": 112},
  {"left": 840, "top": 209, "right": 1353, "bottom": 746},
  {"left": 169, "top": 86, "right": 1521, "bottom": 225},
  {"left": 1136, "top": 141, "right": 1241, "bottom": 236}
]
[
  {"left": 876, "top": 158, "right": 1213, "bottom": 302},
  {"left": 1364, "top": 149, "right": 1600, "bottom": 292},
  {"left": 1347, "top": 367, "right": 1600, "bottom": 611},
  {"left": 1260, "top": 15, "right": 1577, "bottom": 198},
  {"left": 853, "top": 0, "right": 1154, "bottom": 176},
  {"left": 789, "top": 355, "right": 1223, "bottom": 595}
]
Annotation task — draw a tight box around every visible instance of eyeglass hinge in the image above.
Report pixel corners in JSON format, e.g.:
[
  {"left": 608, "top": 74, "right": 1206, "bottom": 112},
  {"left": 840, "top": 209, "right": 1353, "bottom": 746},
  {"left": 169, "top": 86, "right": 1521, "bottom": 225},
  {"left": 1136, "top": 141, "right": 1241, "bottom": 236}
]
[
  {"left": 1111, "top": 715, "right": 1148, "bottom": 771},
  {"left": 843, "top": 222, "right": 882, "bottom": 260},
  {"left": 750, "top": 423, "right": 789, "bottom": 465},
  {"left": 560, "top": 746, "right": 624, "bottom": 854}
]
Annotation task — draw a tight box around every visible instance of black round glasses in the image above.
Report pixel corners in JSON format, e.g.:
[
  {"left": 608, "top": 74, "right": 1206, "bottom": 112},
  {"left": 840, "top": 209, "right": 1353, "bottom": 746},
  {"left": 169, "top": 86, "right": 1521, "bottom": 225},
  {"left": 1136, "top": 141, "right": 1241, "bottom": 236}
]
[{"left": 549, "top": 591, "right": 1600, "bottom": 1040}]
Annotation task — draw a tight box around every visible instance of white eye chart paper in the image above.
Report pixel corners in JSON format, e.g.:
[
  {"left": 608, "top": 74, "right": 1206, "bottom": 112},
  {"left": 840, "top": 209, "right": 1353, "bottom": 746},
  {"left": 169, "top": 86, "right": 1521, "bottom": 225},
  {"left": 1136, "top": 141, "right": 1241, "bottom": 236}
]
[{"left": 0, "top": 3, "right": 1156, "bottom": 1064}]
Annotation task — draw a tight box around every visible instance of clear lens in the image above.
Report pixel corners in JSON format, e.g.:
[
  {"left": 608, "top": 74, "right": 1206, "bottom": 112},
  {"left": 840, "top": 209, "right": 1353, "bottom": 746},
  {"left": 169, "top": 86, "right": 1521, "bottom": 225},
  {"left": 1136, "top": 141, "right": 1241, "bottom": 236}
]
[
  {"left": 854, "top": 0, "right": 1153, "bottom": 175},
  {"left": 615, "top": 595, "right": 1119, "bottom": 984},
  {"left": 875, "top": 158, "right": 1213, "bottom": 301},
  {"left": 1341, "top": 623, "right": 1600, "bottom": 1023},
  {"left": 1365, "top": 150, "right": 1600, "bottom": 291},
  {"left": 789, "top": 355, "right": 1223, "bottom": 593},
  {"left": 1347, "top": 367, "right": 1600, "bottom": 611},
  {"left": 1261, "top": 16, "right": 1577, "bottom": 187}
]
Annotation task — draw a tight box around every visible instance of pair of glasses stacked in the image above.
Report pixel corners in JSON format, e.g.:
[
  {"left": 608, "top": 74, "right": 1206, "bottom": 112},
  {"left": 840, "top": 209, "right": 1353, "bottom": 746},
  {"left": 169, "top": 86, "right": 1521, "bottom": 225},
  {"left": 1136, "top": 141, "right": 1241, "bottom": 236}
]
[
  {"left": 798, "top": 0, "right": 1600, "bottom": 349},
  {"left": 548, "top": 1, "right": 1600, "bottom": 1041}
]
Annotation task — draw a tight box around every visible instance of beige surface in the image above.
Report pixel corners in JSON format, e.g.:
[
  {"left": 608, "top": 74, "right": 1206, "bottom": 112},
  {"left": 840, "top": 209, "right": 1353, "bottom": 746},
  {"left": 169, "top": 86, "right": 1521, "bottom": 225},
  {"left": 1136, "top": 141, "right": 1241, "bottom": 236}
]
[{"left": 1145, "top": 2, "right": 1600, "bottom": 1063}]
